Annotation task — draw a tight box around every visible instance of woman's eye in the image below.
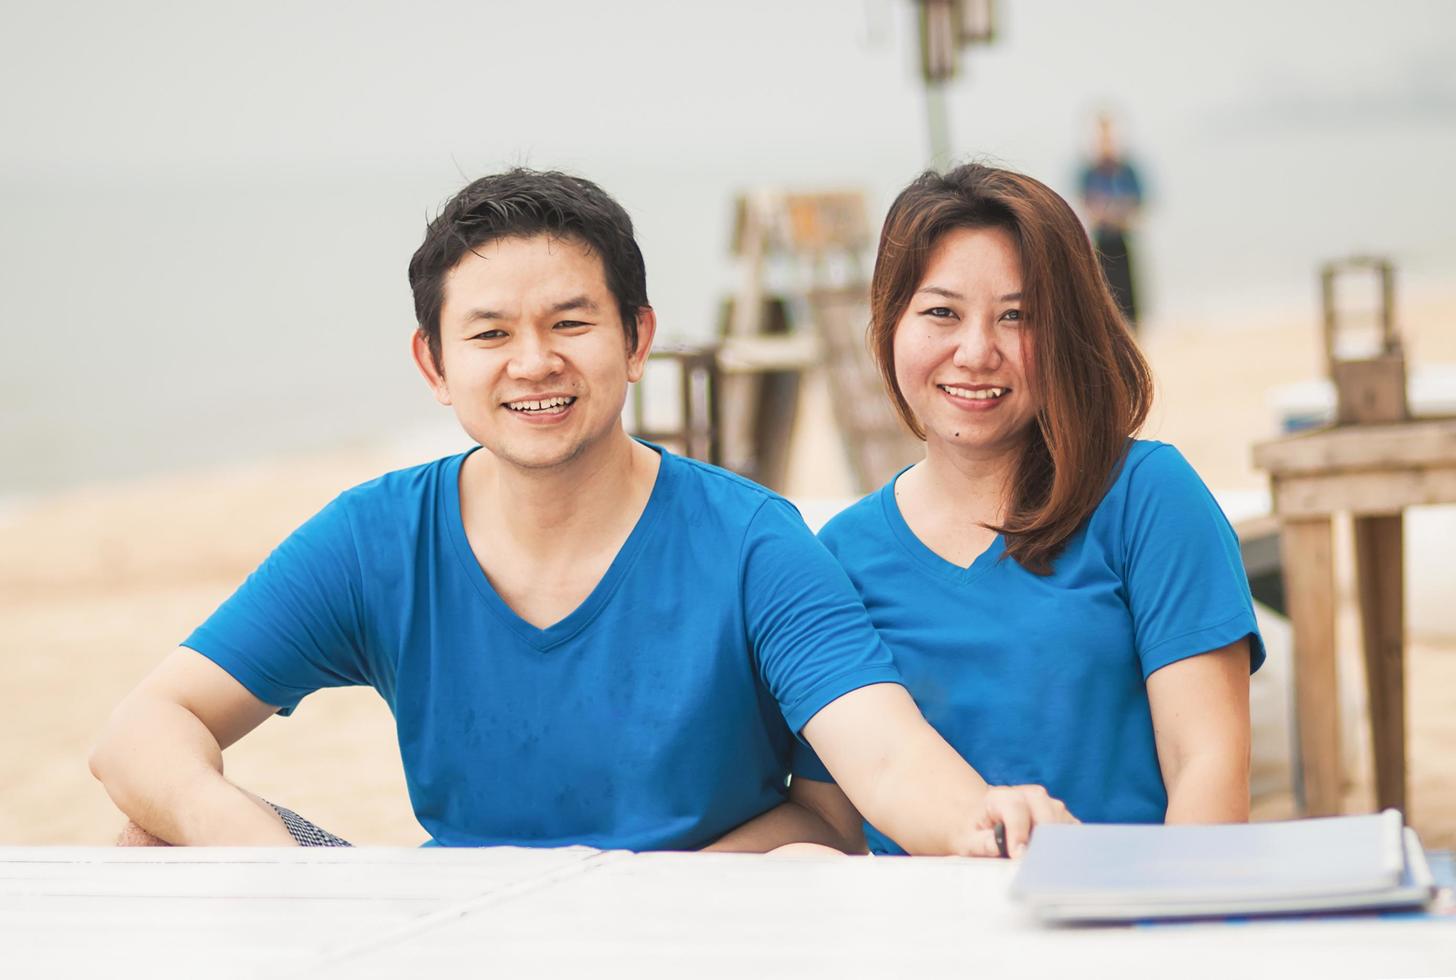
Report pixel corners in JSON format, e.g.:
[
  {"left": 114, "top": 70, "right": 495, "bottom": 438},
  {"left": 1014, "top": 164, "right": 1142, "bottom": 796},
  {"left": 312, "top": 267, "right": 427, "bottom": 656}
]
[
  {"left": 921, "top": 307, "right": 956, "bottom": 320},
  {"left": 1001, "top": 309, "right": 1023, "bottom": 323}
]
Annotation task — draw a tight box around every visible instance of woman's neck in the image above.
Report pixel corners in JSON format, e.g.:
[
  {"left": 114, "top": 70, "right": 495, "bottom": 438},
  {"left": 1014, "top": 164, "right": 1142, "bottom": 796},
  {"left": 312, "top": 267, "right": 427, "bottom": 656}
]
[{"left": 915, "top": 439, "right": 1022, "bottom": 528}]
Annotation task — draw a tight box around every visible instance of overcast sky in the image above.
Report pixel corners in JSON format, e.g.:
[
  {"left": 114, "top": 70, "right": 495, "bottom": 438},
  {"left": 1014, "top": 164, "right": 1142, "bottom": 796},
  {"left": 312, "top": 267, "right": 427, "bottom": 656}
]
[{"left": 3, "top": 0, "right": 1453, "bottom": 490}]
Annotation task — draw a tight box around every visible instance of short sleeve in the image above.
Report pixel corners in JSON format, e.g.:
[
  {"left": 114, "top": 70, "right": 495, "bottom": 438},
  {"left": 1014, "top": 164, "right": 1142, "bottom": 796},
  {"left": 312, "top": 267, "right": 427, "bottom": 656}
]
[
  {"left": 791, "top": 741, "right": 835, "bottom": 782},
  {"left": 182, "top": 494, "right": 371, "bottom": 713},
  {"left": 741, "top": 499, "right": 903, "bottom": 734},
  {"left": 1121, "top": 446, "right": 1265, "bottom": 678}
]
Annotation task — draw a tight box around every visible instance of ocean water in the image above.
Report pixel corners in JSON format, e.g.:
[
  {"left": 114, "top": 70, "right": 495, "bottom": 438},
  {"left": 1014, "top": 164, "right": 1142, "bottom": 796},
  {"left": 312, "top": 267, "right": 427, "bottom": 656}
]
[{"left": 3, "top": 0, "right": 1453, "bottom": 497}]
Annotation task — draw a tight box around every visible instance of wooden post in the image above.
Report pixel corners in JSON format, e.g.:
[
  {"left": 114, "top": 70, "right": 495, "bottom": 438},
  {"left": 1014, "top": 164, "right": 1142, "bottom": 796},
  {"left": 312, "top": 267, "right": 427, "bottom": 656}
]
[
  {"left": 1352, "top": 514, "right": 1407, "bottom": 812},
  {"left": 1280, "top": 517, "right": 1342, "bottom": 816}
]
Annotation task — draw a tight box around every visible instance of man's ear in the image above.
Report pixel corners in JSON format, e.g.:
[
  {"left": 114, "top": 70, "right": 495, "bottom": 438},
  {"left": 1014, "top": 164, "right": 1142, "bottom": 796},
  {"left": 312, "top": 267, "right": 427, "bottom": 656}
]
[
  {"left": 626, "top": 307, "right": 657, "bottom": 384},
  {"left": 411, "top": 330, "right": 452, "bottom": 406}
]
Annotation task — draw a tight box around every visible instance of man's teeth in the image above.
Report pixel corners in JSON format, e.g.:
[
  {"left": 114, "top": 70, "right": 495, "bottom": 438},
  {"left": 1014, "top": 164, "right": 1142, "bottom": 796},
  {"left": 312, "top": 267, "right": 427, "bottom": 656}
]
[
  {"left": 507, "top": 396, "right": 576, "bottom": 412},
  {"left": 941, "top": 385, "right": 1006, "bottom": 400}
]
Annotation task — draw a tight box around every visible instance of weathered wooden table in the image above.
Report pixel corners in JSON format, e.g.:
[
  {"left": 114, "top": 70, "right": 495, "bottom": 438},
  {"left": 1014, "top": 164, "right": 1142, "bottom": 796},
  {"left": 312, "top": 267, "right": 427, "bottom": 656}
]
[
  {"left": 2, "top": 847, "right": 1451, "bottom": 979},
  {"left": 1254, "top": 415, "right": 1456, "bottom": 817}
]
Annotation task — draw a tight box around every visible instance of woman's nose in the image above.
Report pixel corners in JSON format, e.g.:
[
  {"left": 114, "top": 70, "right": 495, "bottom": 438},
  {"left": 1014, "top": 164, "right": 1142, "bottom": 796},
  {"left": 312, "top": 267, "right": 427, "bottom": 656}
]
[{"left": 951, "top": 322, "right": 1000, "bottom": 371}]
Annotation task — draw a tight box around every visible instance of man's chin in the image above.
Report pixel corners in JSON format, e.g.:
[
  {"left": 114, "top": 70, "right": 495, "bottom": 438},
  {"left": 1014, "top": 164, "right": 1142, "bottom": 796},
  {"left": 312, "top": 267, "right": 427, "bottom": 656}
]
[{"left": 485, "top": 438, "right": 588, "bottom": 472}]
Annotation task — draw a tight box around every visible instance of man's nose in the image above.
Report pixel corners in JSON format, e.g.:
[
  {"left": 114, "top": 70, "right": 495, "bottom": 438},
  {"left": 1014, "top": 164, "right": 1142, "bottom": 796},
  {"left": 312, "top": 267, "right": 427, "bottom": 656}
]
[{"left": 507, "top": 332, "right": 564, "bottom": 379}]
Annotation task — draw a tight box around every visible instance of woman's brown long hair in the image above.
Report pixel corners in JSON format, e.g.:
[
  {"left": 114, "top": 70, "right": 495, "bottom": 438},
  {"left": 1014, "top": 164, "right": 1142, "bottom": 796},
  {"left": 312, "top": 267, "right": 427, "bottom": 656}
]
[{"left": 869, "top": 164, "right": 1153, "bottom": 575}]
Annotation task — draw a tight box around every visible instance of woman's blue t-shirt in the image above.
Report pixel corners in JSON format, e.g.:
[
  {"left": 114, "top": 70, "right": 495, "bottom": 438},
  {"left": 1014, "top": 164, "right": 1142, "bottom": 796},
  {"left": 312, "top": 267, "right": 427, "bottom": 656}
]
[
  {"left": 184, "top": 445, "right": 902, "bottom": 849},
  {"left": 798, "top": 441, "right": 1264, "bottom": 854}
]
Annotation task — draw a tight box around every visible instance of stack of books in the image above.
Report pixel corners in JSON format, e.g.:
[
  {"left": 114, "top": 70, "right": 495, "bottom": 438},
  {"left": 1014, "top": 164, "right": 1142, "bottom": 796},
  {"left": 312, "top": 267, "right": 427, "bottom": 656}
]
[{"left": 1010, "top": 809, "right": 1437, "bottom": 924}]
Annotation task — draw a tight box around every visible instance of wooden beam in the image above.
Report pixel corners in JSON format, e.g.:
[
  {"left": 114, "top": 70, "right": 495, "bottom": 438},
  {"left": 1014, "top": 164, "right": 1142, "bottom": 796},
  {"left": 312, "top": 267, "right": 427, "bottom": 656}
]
[
  {"left": 1253, "top": 416, "right": 1456, "bottom": 476},
  {"left": 1280, "top": 517, "right": 1342, "bottom": 816},
  {"left": 1352, "top": 514, "right": 1407, "bottom": 813},
  {"left": 1271, "top": 466, "right": 1456, "bottom": 518}
]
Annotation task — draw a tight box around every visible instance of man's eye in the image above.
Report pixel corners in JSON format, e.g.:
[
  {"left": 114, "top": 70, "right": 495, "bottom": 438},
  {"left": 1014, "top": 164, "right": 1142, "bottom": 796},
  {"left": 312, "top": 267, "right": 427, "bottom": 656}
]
[
  {"left": 470, "top": 329, "right": 507, "bottom": 341},
  {"left": 554, "top": 320, "right": 589, "bottom": 330}
]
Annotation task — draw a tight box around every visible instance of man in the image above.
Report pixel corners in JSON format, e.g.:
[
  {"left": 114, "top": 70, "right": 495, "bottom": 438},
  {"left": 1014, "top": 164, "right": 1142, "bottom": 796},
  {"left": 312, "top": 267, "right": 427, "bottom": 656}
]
[
  {"left": 1079, "top": 112, "right": 1145, "bottom": 330},
  {"left": 91, "top": 169, "right": 1070, "bottom": 854}
]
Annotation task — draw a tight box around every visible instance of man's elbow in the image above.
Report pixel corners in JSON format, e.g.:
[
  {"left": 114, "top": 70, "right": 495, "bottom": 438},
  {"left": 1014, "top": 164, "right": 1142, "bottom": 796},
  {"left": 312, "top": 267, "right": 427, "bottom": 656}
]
[{"left": 88, "top": 707, "right": 133, "bottom": 788}]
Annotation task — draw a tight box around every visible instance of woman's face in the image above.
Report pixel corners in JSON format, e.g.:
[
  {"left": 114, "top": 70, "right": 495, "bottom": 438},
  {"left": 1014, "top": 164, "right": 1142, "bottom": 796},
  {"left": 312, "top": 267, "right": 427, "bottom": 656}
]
[{"left": 892, "top": 225, "right": 1040, "bottom": 461}]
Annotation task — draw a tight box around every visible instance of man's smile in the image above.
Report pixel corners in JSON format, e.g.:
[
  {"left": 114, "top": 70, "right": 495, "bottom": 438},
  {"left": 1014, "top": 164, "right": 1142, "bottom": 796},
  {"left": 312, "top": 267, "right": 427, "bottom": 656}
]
[{"left": 504, "top": 395, "right": 578, "bottom": 414}]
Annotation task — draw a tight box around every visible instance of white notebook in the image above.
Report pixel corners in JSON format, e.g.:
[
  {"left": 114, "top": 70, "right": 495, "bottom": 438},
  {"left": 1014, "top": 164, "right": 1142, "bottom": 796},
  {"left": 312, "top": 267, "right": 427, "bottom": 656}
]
[{"left": 1009, "top": 810, "right": 1437, "bottom": 924}]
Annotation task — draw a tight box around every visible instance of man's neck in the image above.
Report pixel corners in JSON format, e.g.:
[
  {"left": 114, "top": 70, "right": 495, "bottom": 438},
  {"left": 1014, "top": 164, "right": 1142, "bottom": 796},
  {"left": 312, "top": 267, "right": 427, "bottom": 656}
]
[{"left": 462, "top": 428, "right": 660, "bottom": 560}]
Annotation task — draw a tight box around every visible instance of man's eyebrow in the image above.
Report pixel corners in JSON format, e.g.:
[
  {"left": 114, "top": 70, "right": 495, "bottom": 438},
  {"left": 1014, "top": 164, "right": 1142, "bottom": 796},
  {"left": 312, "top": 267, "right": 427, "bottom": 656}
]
[
  {"left": 548, "top": 295, "right": 600, "bottom": 315},
  {"left": 463, "top": 308, "right": 505, "bottom": 322}
]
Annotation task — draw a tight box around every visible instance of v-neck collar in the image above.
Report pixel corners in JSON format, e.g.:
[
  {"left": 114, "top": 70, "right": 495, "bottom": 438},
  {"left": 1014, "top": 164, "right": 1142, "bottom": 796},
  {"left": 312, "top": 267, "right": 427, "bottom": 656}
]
[
  {"left": 879, "top": 466, "right": 1006, "bottom": 586},
  {"left": 444, "top": 441, "right": 675, "bottom": 651}
]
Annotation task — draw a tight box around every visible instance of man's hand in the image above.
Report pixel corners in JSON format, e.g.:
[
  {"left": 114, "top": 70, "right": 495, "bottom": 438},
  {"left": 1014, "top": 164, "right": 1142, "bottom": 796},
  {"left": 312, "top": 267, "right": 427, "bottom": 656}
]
[
  {"left": 958, "top": 785, "right": 1077, "bottom": 858},
  {"left": 115, "top": 820, "right": 170, "bottom": 847},
  {"left": 801, "top": 683, "right": 1077, "bottom": 856}
]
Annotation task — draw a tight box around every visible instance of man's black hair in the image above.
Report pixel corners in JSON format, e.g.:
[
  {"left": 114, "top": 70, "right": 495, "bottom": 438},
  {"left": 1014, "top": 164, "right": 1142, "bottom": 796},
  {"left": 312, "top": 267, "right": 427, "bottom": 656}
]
[{"left": 408, "top": 168, "right": 650, "bottom": 369}]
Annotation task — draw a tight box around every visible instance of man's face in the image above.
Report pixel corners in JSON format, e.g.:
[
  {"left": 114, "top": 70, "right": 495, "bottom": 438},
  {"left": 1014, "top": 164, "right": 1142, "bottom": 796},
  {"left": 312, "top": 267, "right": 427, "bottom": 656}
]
[{"left": 415, "top": 234, "right": 652, "bottom": 471}]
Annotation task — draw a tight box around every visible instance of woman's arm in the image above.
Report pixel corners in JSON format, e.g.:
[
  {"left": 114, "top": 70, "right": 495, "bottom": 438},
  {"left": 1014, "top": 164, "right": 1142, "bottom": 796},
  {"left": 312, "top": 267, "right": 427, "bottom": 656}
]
[
  {"left": 1146, "top": 639, "right": 1252, "bottom": 823},
  {"left": 700, "top": 796, "right": 860, "bottom": 854}
]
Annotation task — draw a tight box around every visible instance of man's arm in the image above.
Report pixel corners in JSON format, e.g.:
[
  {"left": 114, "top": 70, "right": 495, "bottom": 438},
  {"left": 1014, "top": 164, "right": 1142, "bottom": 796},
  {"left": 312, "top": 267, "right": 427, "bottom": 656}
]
[
  {"left": 89, "top": 647, "right": 297, "bottom": 845},
  {"left": 1147, "top": 640, "right": 1252, "bottom": 823},
  {"left": 802, "top": 683, "right": 1074, "bottom": 856}
]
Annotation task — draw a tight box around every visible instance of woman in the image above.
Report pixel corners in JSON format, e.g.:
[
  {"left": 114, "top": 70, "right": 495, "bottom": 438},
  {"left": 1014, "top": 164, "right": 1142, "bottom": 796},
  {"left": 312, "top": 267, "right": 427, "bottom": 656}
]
[{"left": 792, "top": 165, "right": 1263, "bottom": 855}]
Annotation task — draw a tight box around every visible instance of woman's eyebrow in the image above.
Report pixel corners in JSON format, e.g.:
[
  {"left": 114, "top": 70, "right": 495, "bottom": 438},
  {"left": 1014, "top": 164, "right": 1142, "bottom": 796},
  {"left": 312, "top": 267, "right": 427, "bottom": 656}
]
[{"left": 915, "top": 286, "right": 963, "bottom": 299}]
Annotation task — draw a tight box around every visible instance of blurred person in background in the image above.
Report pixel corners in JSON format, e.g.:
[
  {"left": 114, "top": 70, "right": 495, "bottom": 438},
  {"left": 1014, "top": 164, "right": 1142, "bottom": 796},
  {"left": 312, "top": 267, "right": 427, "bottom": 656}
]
[
  {"left": 791, "top": 164, "right": 1261, "bottom": 855},
  {"left": 1079, "top": 112, "right": 1145, "bottom": 330},
  {"left": 89, "top": 168, "right": 1073, "bottom": 856}
]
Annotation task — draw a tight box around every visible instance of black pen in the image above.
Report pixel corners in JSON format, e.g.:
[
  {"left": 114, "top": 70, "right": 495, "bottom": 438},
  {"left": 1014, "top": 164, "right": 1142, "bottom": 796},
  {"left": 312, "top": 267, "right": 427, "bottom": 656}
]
[{"left": 993, "top": 822, "right": 1009, "bottom": 859}]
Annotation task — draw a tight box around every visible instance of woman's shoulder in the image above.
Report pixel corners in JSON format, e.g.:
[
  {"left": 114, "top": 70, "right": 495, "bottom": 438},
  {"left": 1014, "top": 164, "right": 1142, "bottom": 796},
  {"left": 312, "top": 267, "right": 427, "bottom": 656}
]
[
  {"left": 1111, "top": 439, "right": 1207, "bottom": 498},
  {"left": 1089, "top": 439, "right": 1221, "bottom": 543},
  {"left": 817, "top": 482, "right": 894, "bottom": 550}
]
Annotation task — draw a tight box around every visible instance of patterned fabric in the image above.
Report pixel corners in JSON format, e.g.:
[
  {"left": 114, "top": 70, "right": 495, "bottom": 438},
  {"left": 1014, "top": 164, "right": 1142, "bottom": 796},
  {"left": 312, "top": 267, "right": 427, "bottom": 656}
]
[{"left": 267, "top": 801, "right": 352, "bottom": 847}]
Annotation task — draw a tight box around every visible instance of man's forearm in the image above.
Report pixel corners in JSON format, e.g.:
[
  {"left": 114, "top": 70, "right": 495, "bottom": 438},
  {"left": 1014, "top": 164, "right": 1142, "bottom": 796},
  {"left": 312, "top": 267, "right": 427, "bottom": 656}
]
[
  {"left": 702, "top": 801, "right": 861, "bottom": 854},
  {"left": 91, "top": 698, "right": 295, "bottom": 845},
  {"left": 855, "top": 730, "right": 990, "bottom": 855}
]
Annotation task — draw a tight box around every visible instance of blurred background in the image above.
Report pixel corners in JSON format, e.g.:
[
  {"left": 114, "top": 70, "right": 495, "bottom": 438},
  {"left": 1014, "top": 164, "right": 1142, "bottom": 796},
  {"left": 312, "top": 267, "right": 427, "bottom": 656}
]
[{"left": 2, "top": 0, "right": 1453, "bottom": 846}]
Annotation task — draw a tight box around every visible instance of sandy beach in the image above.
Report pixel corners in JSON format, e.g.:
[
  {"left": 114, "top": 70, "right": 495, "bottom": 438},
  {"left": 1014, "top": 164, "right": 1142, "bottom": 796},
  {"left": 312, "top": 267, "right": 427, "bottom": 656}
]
[{"left": 3, "top": 295, "right": 1454, "bottom": 848}]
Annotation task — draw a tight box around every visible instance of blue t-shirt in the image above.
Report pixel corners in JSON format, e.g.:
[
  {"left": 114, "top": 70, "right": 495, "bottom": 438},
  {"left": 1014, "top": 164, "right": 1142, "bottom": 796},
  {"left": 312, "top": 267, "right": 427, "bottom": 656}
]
[
  {"left": 184, "top": 445, "right": 902, "bottom": 850},
  {"left": 798, "top": 441, "right": 1264, "bottom": 854}
]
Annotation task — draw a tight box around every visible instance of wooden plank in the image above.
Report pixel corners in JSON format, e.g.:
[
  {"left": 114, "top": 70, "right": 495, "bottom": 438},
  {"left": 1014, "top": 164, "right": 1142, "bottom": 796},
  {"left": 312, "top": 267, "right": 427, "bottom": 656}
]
[
  {"left": 3, "top": 849, "right": 1455, "bottom": 977},
  {"left": 309, "top": 850, "right": 1456, "bottom": 978},
  {"left": 1252, "top": 416, "right": 1456, "bottom": 476},
  {"left": 806, "top": 286, "right": 923, "bottom": 493},
  {"left": 1270, "top": 466, "right": 1456, "bottom": 517},
  {"left": 1352, "top": 515, "right": 1407, "bottom": 813},
  {"left": 1279, "top": 518, "right": 1342, "bottom": 816},
  {"left": 716, "top": 333, "right": 821, "bottom": 373}
]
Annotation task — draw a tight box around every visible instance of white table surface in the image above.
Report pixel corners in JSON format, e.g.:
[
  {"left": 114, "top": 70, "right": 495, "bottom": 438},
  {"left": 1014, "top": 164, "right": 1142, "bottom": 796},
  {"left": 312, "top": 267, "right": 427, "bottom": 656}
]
[{"left": 2, "top": 847, "right": 1452, "bottom": 979}]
